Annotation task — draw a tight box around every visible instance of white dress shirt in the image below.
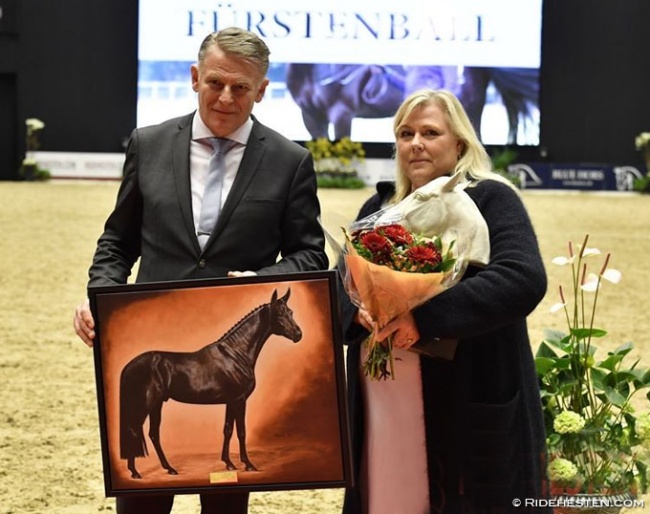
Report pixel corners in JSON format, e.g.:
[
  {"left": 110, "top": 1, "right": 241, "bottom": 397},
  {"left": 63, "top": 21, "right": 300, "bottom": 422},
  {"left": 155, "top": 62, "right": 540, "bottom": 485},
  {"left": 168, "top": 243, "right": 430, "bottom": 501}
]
[{"left": 189, "top": 113, "right": 253, "bottom": 245}]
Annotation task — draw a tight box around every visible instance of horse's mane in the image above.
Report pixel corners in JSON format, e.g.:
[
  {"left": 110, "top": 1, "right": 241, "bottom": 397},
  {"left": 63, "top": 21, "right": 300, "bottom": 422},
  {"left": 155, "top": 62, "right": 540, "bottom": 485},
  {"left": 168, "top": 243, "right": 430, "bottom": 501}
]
[{"left": 211, "top": 302, "right": 268, "bottom": 345}]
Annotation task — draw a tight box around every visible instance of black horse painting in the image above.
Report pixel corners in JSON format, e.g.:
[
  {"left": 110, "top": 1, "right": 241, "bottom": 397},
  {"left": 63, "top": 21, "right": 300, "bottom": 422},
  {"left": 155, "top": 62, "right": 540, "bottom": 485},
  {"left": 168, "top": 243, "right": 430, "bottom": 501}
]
[
  {"left": 286, "top": 63, "right": 539, "bottom": 144},
  {"left": 118, "top": 288, "right": 302, "bottom": 479}
]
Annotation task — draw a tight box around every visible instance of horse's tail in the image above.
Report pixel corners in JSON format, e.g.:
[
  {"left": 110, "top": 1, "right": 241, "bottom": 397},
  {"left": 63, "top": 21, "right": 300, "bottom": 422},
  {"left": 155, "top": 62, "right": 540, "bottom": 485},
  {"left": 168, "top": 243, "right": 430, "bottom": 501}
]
[
  {"left": 119, "top": 358, "right": 149, "bottom": 460},
  {"left": 491, "top": 68, "right": 540, "bottom": 120}
]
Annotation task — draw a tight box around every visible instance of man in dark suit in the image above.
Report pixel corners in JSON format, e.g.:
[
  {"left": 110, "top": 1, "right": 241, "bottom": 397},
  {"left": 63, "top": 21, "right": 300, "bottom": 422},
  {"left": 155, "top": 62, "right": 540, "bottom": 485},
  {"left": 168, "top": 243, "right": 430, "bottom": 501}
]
[{"left": 73, "top": 27, "right": 328, "bottom": 514}]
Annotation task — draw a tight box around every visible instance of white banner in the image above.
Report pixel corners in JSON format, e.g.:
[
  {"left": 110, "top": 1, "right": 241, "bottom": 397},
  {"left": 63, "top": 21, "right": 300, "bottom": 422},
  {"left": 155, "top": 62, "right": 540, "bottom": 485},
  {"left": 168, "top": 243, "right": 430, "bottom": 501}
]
[
  {"left": 35, "top": 152, "right": 124, "bottom": 180},
  {"left": 137, "top": 0, "right": 542, "bottom": 144},
  {"left": 139, "top": 0, "right": 542, "bottom": 68}
]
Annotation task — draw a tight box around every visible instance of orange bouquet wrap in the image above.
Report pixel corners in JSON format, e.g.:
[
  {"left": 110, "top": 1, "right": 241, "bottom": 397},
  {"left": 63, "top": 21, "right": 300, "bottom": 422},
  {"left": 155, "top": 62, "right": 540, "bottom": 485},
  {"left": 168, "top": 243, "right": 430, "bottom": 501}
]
[{"left": 344, "top": 241, "right": 449, "bottom": 330}]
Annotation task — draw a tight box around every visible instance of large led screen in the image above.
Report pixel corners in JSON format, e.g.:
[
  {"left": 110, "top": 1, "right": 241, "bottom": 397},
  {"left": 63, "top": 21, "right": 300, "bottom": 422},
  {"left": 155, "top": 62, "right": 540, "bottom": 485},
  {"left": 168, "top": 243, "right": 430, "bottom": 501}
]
[{"left": 138, "top": 0, "right": 542, "bottom": 145}]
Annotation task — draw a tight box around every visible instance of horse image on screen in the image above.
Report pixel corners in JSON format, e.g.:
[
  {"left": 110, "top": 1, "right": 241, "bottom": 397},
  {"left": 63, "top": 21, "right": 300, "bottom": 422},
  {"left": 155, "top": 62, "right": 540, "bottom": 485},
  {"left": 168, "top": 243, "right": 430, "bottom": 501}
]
[
  {"left": 286, "top": 63, "right": 539, "bottom": 145},
  {"left": 118, "top": 289, "right": 301, "bottom": 479}
]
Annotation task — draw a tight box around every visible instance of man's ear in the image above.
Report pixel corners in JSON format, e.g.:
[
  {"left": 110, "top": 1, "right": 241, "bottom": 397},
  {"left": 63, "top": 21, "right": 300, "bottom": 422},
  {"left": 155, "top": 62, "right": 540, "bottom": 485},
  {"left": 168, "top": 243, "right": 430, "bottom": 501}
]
[
  {"left": 255, "top": 78, "right": 270, "bottom": 103},
  {"left": 190, "top": 63, "right": 200, "bottom": 92}
]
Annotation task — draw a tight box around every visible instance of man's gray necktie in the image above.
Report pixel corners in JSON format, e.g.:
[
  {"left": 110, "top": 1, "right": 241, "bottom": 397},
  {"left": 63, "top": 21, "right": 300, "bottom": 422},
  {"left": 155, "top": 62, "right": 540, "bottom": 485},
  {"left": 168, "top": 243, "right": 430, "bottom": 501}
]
[{"left": 197, "top": 137, "right": 235, "bottom": 249}]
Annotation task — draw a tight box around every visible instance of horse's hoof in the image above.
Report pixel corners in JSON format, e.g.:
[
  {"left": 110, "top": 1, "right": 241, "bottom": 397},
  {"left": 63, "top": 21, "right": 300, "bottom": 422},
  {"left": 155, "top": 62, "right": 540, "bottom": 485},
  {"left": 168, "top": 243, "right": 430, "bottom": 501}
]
[
  {"left": 242, "top": 460, "right": 257, "bottom": 471},
  {"left": 130, "top": 472, "right": 142, "bottom": 479},
  {"left": 225, "top": 463, "right": 237, "bottom": 471},
  {"left": 167, "top": 468, "right": 178, "bottom": 475}
]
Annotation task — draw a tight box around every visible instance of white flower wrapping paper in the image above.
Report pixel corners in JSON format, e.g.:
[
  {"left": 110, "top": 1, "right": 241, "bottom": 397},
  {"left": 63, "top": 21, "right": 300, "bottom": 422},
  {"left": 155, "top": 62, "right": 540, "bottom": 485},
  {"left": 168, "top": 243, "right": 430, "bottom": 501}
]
[{"left": 374, "top": 174, "right": 490, "bottom": 267}]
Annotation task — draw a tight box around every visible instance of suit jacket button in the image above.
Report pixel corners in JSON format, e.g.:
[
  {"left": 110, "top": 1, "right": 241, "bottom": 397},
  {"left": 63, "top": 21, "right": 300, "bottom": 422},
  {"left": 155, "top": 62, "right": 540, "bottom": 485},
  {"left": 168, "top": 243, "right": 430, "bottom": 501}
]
[{"left": 198, "top": 259, "right": 206, "bottom": 268}]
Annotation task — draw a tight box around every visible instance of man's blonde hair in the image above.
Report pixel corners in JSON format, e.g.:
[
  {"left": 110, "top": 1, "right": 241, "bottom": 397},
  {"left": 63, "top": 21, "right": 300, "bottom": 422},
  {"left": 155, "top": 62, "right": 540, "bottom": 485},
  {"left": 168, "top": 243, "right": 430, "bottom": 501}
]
[{"left": 198, "top": 27, "right": 270, "bottom": 77}]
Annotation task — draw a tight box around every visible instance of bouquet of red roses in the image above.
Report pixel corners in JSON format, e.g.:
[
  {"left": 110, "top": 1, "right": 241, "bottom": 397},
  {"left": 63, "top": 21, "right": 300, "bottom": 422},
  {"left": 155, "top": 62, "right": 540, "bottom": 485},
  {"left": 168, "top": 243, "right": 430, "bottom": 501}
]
[
  {"left": 342, "top": 222, "right": 463, "bottom": 380},
  {"left": 337, "top": 174, "right": 491, "bottom": 380}
]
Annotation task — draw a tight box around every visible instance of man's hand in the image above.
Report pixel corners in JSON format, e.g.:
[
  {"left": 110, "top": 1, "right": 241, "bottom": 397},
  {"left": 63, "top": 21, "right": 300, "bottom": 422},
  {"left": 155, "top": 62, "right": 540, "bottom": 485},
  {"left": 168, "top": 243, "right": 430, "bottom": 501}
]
[
  {"left": 73, "top": 298, "right": 95, "bottom": 347},
  {"left": 228, "top": 271, "right": 258, "bottom": 278}
]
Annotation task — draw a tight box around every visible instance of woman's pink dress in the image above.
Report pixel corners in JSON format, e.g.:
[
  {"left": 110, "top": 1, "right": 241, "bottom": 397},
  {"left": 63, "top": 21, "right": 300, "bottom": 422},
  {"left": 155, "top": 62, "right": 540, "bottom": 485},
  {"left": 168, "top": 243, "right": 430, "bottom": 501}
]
[{"left": 360, "top": 346, "right": 430, "bottom": 514}]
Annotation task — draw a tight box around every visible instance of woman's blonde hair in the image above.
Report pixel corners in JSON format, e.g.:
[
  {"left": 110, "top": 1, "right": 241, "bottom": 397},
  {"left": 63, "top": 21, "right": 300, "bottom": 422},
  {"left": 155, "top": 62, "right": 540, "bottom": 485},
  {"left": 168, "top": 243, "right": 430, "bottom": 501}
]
[{"left": 391, "top": 89, "right": 513, "bottom": 202}]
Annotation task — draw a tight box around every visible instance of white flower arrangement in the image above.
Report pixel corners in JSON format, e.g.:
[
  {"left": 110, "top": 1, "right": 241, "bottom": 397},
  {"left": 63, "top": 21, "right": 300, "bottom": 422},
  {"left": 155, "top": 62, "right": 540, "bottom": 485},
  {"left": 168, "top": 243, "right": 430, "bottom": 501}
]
[
  {"left": 26, "top": 118, "right": 45, "bottom": 133},
  {"left": 548, "top": 458, "right": 579, "bottom": 485},
  {"left": 20, "top": 118, "right": 50, "bottom": 180},
  {"left": 24, "top": 118, "right": 45, "bottom": 154},
  {"left": 635, "top": 132, "right": 650, "bottom": 189},
  {"left": 536, "top": 235, "right": 650, "bottom": 495},
  {"left": 635, "top": 132, "right": 650, "bottom": 151}
]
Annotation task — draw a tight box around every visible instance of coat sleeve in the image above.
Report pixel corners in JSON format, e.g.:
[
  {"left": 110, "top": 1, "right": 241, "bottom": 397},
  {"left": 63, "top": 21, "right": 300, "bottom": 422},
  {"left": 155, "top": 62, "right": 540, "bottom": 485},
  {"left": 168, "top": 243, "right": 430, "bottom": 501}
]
[
  {"left": 256, "top": 150, "right": 329, "bottom": 275},
  {"left": 412, "top": 180, "right": 547, "bottom": 340},
  {"left": 87, "top": 129, "right": 143, "bottom": 287}
]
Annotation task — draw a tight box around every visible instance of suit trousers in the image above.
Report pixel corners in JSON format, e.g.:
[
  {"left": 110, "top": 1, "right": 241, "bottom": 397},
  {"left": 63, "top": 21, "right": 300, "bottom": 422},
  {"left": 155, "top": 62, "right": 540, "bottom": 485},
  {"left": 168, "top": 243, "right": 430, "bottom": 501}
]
[{"left": 116, "top": 492, "right": 249, "bottom": 514}]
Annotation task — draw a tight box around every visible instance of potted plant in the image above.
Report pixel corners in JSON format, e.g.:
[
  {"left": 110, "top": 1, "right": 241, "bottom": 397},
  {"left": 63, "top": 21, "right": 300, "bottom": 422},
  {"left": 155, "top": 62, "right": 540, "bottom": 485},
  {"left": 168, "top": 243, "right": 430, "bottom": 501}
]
[
  {"left": 535, "top": 235, "right": 650, "bottom": 512},
  {"left": 633, "top": 132, "right": 650, "bottom": 193},
  {"left": 489, "top": 146, "right": 521, "bottom": 188},
  {"left": 19, "top": 118, "right": 51, "bottom": 181},
  {"left": 305, "top": 136, "right": 366, "bottom": 189}
]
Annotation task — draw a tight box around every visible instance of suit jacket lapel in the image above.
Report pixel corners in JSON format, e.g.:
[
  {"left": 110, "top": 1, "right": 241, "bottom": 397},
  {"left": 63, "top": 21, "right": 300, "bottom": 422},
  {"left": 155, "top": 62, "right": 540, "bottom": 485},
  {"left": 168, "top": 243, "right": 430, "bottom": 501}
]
[{"left": 171, "top": 114, "right": 201, "bottom": 253}]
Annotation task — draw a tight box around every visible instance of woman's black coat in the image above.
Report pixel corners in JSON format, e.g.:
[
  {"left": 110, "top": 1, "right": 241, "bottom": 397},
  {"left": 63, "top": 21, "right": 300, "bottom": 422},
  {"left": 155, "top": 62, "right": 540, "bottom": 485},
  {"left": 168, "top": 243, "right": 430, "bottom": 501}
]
[{"left": 339, "top": 180, "right": 551, "bottom": 514}]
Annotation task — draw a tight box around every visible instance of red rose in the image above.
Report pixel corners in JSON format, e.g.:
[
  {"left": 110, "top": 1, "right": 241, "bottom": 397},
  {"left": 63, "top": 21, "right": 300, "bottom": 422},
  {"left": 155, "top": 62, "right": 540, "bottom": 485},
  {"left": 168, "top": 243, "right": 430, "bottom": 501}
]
[
  {"left": 359, "top": 231, "right": 393, "bottom": 256},
  {"left": 380, "top": 224, "right": 413, "bottom": 245},
  {"left": 405, "top": 244, "right": 442, "bottom": 266}
]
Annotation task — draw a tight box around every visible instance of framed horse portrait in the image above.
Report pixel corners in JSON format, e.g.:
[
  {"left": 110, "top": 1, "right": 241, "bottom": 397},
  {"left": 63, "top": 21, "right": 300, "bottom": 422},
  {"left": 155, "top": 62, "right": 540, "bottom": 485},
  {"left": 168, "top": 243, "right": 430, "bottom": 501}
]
[{"left": 89, "top": 270, "right": 352, "bottom": 497}]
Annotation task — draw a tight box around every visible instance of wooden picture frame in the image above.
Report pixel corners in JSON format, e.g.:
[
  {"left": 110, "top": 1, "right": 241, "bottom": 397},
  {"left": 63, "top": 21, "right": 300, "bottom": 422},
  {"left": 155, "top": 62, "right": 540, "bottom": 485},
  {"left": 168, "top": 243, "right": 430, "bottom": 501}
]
[{"left": 89, "top": 270, "right": 352, "bottom": 497}]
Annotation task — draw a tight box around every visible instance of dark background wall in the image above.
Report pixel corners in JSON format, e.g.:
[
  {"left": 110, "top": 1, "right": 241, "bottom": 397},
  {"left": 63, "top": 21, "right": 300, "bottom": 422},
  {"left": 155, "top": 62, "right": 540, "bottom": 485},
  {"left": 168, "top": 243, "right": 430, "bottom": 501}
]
[
  {"left": 1, "top": 0, "right": 649, "bottom": 180},
  {"left": 0, "top": 0, "right": 138, "bottom": 179}
]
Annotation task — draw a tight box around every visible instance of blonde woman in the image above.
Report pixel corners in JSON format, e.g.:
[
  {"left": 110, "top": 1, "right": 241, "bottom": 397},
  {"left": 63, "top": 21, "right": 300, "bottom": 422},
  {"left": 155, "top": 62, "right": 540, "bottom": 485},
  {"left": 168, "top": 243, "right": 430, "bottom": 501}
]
[{"left": 339, "top": 89, "right": 549, "bottom": 514}]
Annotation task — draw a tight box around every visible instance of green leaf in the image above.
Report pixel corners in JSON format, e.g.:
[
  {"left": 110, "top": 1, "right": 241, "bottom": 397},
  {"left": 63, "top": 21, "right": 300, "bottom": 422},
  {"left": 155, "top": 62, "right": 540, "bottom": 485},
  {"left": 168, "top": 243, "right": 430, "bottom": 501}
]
[
  {"left": 555, "top": 376, "right": 579, "bottom": 394},
  {"left": 535, "top": 357, "right": 556, "bottom": 376},
  {"left": 578, "top": 340, "right": 597, "bottom": 357},
  {"left": 611, "top": 341, "right": 634, "bottom": 356},
  {"left": 536, "top": 341, "right": 559, "bottom": 358},
  {"left": 616, "top": 381, "right": 631, "bottom": 399},
  {"left": 554, "top": 356, "right": 572, "bottom": 370},
  {"left": 619, "top": 368, "right": 650, "bottom": 384},
  {"left": 542, "top": 328, "right": 568, "bottom": 345},
  {"left": 547, "top": 433, "right": 561, "bottom": 446},
  {"left": 572, "top": 327, "right": 607, "bottom": 339},
  {"left": 591, "top": 367, "right": 607, "bottom": 391},
  {"left": 594, "top": 391, "right": 611, "bottom": 405},
  {"left": 604, "top": 387, "right": 627, "bottom": 407},
  {"left": 636, "top": 461, "right": 648, "bottom": 494},
  {"left": 638, "top": 368, "right": 650, "bottom": 386},
  {"left": 436, "top": 258, "right": 457, "bottom": 272},
  {"left": 598, "top": 354, "right": 624, "bottom": 371}
]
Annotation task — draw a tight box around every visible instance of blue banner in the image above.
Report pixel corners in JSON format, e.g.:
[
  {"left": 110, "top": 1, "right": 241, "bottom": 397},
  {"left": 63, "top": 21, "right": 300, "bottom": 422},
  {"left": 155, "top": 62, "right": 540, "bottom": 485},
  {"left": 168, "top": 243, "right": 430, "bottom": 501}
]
[{"left": 507, "top": 162, "right": 646, "bottom": 192}]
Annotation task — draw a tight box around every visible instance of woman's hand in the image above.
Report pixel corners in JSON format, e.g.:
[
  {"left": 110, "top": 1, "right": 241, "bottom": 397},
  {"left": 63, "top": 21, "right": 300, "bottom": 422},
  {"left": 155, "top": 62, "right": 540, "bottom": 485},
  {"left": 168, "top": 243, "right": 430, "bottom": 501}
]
[
  {"left": 355, "top": 306, "right": 375, "bottom": 332},
  {"left": 375, "top": 311, "right": 420, "bottom": 349}
]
